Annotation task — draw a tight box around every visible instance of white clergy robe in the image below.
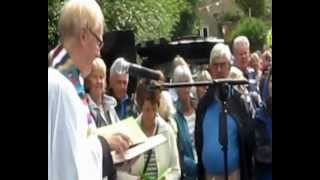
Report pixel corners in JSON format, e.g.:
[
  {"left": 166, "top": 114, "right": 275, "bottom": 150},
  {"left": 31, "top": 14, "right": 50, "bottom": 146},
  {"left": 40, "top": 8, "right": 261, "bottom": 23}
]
[{"left": 48, "top": 68, "right": 103, "bottom": 180}]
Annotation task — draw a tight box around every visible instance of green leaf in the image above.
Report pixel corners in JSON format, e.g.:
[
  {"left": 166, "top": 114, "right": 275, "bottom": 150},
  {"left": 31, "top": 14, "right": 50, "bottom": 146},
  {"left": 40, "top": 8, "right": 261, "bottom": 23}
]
[{"left": 230, "top": 17, "right": 268, "bottom": 51}]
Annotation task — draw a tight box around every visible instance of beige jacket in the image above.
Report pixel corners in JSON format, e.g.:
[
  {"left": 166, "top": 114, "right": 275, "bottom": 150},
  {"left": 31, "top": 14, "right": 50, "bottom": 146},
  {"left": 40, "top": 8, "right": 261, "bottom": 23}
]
[{"left": 125, "top": 114, "right": 181, "bottom": 179}]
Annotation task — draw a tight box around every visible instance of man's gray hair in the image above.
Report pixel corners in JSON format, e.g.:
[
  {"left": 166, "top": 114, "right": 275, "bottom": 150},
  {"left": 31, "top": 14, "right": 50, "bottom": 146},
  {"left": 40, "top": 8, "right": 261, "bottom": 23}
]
[
  {"left": 209, "top": 43, "right": 232, "bottom": 65},
  {"left": 233, "top": 35, "right": 250, "bottom": 51},
  {"left": 109, "top": 57, "right": 129, "bottom": 76}
]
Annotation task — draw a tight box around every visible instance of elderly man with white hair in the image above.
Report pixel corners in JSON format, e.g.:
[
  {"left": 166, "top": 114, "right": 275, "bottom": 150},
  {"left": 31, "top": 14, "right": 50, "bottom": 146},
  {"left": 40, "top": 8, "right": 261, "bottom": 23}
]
[
  {"left": 233, "top": 36, "right": 262, "bottom": 108},
  {"left": 195, "top": 43, "right": 255, "bottom": 180},
  {"left": 107, "top": 57, "right": 138, "bottom": 120},
  {"left": 48, "top": 1, "right": 131, "bottom": 180}
]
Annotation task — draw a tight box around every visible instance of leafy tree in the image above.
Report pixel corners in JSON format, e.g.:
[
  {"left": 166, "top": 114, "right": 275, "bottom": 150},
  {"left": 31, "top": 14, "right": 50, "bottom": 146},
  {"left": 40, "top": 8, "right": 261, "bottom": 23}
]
[
  {"left": 48, "top": 0, "right": 198, "bottom": 48},
  {"left": 235, "top": 0, "right": 266, "bottom": 17},
  {"left": 100, "top": 0, "right": 187, "bottom": 42},
  {"left": 171, "top": 0, "right": 201, "bottom": 38},
  {"left": 48, "top": 0, "right": 64, "bottom": 51},
  {"left": 229, "top": 17, "right": 268, "bottom": 51},
  {"left": 266, "top": 28, "right": 272, "bottom": 48}
]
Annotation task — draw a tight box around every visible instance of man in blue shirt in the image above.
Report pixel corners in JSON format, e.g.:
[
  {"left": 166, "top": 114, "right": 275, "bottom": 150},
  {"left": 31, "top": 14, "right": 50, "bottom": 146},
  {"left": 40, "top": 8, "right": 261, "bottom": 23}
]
[
  {"left": 195, "top": 43, "right": 255, "bottom": 180},
  {"left": 108, "top": 57, "right": 138, "bottom": 120}
]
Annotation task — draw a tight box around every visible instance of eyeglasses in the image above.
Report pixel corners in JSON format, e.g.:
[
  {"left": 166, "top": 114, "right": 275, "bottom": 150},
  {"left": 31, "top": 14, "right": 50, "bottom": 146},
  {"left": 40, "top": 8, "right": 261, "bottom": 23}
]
[
  {"left": 87, "top": 27, "right": 104, "bottom": 49},
  {"left": 212, "top": 62, "right": 229, "bottom": 69}
]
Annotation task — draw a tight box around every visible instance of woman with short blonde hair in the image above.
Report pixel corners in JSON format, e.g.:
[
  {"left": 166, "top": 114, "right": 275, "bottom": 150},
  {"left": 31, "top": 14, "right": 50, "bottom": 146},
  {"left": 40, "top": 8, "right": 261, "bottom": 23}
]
[{"left": 85, "top": 57, "right": 121, "bottom": 127}]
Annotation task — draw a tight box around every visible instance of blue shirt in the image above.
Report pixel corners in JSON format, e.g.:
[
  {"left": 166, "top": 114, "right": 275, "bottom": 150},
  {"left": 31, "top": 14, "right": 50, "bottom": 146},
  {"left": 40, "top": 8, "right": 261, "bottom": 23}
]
[
  {"left": 202, "top": 99, "right": 240, "bottom": 175},
  {"left": 115, "top": 95, "right": 128, "bottom": 120},
  {"left": 115, "top": 95, "right": 137, "bottom": 120}
]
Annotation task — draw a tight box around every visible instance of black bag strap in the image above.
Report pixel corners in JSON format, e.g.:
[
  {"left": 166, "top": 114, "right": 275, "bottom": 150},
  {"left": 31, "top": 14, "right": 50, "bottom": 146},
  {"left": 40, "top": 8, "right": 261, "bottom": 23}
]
[{"left": 142, "top": 123, "right": 159, "bottom": 175}]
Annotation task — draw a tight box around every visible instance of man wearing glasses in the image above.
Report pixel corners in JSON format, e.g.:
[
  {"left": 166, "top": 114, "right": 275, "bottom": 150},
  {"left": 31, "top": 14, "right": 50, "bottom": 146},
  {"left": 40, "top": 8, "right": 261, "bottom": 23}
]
[
  {"left": 48, "top": 0, "right": 131, "bottom": 180},
  {"left": 195, "top": 43, "right": 255, "bottom": 180}
]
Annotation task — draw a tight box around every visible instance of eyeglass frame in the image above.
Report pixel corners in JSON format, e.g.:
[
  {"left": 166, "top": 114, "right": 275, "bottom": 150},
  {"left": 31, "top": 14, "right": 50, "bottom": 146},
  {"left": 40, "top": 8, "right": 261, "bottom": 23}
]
[
  {"left": 211, "top": 61, "right": 230, "bottom": 70},
  {"left": 87, "top": 26, "right": 104, "bottom": 49}
]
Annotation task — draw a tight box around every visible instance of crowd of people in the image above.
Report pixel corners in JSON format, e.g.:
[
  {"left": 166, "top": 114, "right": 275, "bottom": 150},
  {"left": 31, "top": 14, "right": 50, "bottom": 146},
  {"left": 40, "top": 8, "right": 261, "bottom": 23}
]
[{"left": 48, "top": 0, "right": 272, "bottom": 180}]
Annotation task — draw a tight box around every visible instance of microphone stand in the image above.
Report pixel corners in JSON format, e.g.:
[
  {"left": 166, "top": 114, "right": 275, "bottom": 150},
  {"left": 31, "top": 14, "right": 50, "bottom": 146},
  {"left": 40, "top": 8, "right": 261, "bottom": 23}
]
[
  {"left": 150, "top": 79, "right": 248, "bottom": 180},
  {"left": 149, "top": 79, "right": 248, "bottom": 90},
  {"left": 217, "top": 84, "right": 231, "bottom": 180}
]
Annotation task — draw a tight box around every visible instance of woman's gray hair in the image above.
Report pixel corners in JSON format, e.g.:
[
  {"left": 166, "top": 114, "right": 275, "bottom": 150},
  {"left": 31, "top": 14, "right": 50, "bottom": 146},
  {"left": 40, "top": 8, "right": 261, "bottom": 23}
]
[
  {"left": 172, "top": 65, "right": 193, "bottom": 83},
  {"left": 209, "top": 43, "right": 232, "bottom": 65},
  {"left": 196, "top": 70, "right": 212, "bottom": 81},
  {"left": 173, "top": 55, "right": 188, "bottom": 69}
]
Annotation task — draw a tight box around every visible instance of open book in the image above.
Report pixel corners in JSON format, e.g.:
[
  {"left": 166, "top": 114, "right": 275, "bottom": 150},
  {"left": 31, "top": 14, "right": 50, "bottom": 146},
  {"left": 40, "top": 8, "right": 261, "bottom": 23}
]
[
  {"left": 97, "top": 117, "right": 167, "bottom": 164},
  {"left": 96, "top": 117, "right": 147, "bottom": 145},
  {"left": 111, "top": 134, "right": 167, "bottom": 164}
]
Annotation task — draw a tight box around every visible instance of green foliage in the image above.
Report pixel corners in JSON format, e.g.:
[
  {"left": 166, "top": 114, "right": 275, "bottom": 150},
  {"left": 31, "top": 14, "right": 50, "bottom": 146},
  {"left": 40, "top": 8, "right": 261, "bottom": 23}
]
[
  {"left": 101, "top": 0, "right": 188, "bottom": 43},
  {"left": 266, "top": 28, "right": 272, "bottom": 48},
  {"left": 171, "top": 0, "right": 201, "bottom": 38},
  {"left": 235, "top": 0, "right": 266, "bottom": 17},
  {"left": 48, "top": 0, "right": 64, "bottom": 51},
  {"left": 265, "top": 0, "right": 272, "bottom": 18},
  {"left": 48, "top": 0, "right": 201, "bottom": 48},
  {"left": 222, "top": 11, "right": 241, "bottom": 22},
  {"left": 230, "top": 17, "right": 268, "bottom": 51}
]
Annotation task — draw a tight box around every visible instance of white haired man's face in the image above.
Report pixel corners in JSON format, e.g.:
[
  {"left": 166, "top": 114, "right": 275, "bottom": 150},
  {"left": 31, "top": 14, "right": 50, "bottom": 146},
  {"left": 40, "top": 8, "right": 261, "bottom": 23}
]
[
  {"left": 209, "top": 57, "right": 230, "bottom": 79},
  {"left": 234, "top": 45, "right": 250, "bottom": 72},
  {"left": 110, "top": 73, "right": 129, "bottom": 100}
]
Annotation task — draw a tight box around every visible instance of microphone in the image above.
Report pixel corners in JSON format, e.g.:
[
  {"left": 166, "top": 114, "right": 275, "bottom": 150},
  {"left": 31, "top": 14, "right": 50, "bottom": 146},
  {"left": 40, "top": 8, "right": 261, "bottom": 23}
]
[
  {"left": 129, "top": 63, "right": 163, "bottom": 81},
  {"left": 111, "top": 57, "right": 163, "bottom": 80}
]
